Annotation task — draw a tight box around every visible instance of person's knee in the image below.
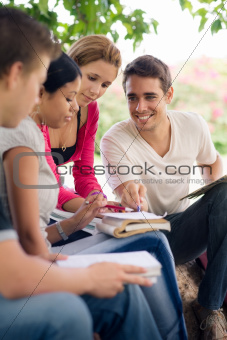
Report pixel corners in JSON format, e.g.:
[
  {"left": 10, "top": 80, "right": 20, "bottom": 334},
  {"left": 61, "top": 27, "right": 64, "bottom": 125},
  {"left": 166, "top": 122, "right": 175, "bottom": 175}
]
[
  {"left": 210, "top": 182, "right": 227, "bottom": 201},
  {"left": 38, "top": 293, "right": 93, "bottom": 339},
  {"left": 49, "top": 293, "right": 92, "bottom": 329}
]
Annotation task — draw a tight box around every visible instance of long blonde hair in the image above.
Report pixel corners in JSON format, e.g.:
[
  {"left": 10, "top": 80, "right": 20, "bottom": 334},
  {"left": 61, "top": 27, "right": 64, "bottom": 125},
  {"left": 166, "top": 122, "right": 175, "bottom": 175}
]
[{"left": 67, "top": 35, "right": 122, "bottom": 71}]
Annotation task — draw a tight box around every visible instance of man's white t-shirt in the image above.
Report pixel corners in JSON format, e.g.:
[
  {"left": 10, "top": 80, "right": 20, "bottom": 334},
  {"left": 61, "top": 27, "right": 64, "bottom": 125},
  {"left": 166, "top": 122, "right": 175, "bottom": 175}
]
[{"left": 101, "top": 111, "right": 217, "bottom": 215}]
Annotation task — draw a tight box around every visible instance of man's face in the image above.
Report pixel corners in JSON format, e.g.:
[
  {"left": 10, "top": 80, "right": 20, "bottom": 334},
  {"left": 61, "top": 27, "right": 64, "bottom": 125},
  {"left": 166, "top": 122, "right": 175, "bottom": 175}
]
[{"left": 125, "top": 75, "right": 173, "bottom": 132}]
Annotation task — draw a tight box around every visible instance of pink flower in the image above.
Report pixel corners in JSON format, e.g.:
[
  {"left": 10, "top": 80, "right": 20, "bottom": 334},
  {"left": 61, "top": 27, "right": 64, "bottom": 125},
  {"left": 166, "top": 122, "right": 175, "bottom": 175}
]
[
  {"left": 210, "top": 70, "right": 219, "bottom": 79},
  {"left": 212, "top": 108, "right": 224, "bottom": 119},
  {"left": 194, "top": 67, "right": 205, "bottom": 79}
]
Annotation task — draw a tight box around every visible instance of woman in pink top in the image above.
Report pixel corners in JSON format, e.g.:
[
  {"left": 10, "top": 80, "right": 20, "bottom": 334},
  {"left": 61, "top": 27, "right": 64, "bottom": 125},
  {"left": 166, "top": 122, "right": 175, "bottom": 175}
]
[{"left": 43, "top": 35, "right": 122, "bottom": 213}]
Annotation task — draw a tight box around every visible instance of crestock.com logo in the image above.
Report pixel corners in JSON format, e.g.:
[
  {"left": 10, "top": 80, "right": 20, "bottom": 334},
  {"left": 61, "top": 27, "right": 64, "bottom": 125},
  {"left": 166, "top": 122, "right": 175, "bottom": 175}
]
[
  {"left": 13, "top": 152, "right": 63, "bottom": 189},
  {"left": 57, "top": 162, "right": 212, "bottom": 177},
  {"left": 13, "top": 152, "right": 212, "bottom": 189}
]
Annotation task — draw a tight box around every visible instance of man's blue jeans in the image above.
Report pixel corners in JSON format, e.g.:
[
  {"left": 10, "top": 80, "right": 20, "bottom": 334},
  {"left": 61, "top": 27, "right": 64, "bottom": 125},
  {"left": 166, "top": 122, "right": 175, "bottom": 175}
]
[
  {"left": 80, "top": 231, "right": 187, "bottom": 340},
  {"left": 164, "top": 182, "right": 227, "bottom": 310},
  {"left": 0, "top": 286, "right": 162, "bottom": 340}
]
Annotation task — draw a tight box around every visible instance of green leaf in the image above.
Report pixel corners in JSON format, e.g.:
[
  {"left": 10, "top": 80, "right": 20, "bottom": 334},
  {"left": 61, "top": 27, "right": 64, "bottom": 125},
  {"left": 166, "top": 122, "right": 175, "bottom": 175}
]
[
  {"left": 199, "top": 16, "right": 208, "bottom": 31},
  {"left": 195, "top": 8, "right": 208, "bottom": 17},
  {"left": 38, "top": 0, "right": 49, "bottom": 18},
  {"left": 211, "top": 19, "right": 222, "bottom": 34},
  {"left": 152, "top": 19, "right": 159, "bottom": 34},
  {"left": 179, "top": 0, "right": 193, "bottom": 12}
]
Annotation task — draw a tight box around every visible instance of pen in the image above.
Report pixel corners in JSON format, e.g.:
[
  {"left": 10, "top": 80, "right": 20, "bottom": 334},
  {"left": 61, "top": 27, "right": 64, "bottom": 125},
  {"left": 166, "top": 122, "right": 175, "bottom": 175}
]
[
  {"left": 85, "top": 201, "right": 134, "bottom": 212},
  {"left": 104, "top": 204, "right": 134, "bottom": 212}
]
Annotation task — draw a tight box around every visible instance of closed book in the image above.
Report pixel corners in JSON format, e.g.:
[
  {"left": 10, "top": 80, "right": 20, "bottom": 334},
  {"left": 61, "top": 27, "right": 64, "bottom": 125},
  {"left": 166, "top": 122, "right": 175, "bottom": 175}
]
[
  {"left": 96, "top": 211, "right": 170, "bottom": 238},
  {"left": 57, "top": 250, "right": 162, "bottom": 280}
]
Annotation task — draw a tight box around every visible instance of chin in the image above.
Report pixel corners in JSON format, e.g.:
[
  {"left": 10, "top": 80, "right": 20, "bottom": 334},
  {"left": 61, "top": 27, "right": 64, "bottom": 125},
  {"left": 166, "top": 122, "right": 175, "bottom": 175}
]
[{"left": 80, "top": 101, "right": 88, "bottom": 107}]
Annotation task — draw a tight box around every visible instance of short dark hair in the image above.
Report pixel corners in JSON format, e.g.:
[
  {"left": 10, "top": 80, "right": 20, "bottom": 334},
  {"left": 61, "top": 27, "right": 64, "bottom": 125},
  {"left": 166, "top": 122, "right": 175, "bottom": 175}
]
[
  {"left": 0, "top": 7, "right": 61, "bottom": 77},
  {"left": 43, "top": 52, "right": 82, "bottom": 93},
  {"left": 122, "top": 55, "right": 172, "bottom": 94}
]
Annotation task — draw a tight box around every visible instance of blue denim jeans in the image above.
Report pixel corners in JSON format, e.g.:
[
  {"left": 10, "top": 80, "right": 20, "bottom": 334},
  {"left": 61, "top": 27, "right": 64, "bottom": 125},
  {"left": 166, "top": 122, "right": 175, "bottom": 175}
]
[
  {"left": 164, "top": 182, "right": 227, "bottom": 310},
  {"left": 79, "top": 231, "right": 187, "bottom": 340},
  {"left": 0, "top": 292, "right": 93, "bottom": 340},
  {"left": 0, "top": 286, "right": 162, "bottom": 340}
]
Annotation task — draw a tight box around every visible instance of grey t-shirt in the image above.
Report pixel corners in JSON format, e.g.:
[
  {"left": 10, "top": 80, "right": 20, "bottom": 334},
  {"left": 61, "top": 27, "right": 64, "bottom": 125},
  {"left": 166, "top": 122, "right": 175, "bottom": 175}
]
[{"left": 0, "top": 116, "right": 58, "bottom": 250}]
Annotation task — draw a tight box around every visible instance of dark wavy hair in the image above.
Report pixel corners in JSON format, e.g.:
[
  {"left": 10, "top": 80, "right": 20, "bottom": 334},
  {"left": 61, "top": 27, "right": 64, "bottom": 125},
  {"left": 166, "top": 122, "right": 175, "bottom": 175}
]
[
  {"left": 122, "top": 55, "right": 172, "bottom": 95},
  {"left": 43, "top": 52, "right": 82, "bottom": 93}
]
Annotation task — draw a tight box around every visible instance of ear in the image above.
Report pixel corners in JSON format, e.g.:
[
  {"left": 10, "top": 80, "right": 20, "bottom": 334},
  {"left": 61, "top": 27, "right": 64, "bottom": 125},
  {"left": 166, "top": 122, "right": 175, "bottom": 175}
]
[
  {"left": 6, "top": 62, "right": 24, "bottom": 90},
  {"left": 165, "top": 86, "right": 174, "bottom": 104},
  {"left": 39, "top": 85, "right": 45, "bottom": 98}
]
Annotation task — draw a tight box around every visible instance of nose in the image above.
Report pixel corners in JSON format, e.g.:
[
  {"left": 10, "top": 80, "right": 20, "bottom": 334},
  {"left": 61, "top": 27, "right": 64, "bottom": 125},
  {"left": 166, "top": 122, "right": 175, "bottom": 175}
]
[
  {"left": 136, "top": 99, "right": 147, "bottom": 113},
  {"left": 90, "top": 83, "right": 101, "bottom": 96},
  {"left": 70, "top": 97, "right": 79, "bottom": 113}
]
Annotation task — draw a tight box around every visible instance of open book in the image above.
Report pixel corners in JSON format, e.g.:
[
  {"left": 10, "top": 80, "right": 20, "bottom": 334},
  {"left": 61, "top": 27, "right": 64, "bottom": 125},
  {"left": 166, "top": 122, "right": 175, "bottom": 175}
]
[
  {"left": 96, "top": 211, "right": 170, "bottom": 238},
  {"left": 180, "top": 174, "right": 227, "bottom": 200},
  {"left": 50, "top": 208, "right": 101, "bottom": 235},
  {"left": 57, "top": 250, "right": 162, "bottom": 282}
]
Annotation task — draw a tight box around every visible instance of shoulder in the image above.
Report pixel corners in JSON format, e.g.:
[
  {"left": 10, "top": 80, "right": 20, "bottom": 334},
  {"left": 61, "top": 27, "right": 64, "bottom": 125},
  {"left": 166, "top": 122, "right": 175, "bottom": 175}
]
[
  {"left": 168, "top": 110, "right": 208, "bottom": 132},
  {"left": 0, "top": 116, "right": 44, "bottom": 154},
  {"left": 88, "top": 101, "right": 99, "bottom": 115},
  {"left": 102, "top": 119, "right": 133, "bottom": 142}
]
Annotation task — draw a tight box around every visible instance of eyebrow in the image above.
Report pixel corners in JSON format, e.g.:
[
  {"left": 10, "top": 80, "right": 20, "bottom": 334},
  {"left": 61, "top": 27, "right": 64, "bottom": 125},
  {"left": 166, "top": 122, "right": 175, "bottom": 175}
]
[{"left": 127, "top": 92, "right": 157, "bottom": 97}]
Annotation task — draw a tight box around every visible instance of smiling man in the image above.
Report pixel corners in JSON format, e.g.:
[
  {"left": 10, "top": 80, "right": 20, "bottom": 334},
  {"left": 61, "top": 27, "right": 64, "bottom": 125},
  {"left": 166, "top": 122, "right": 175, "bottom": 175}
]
[{"left": 101, "top": 55, "right": 227, "bottom": 340}]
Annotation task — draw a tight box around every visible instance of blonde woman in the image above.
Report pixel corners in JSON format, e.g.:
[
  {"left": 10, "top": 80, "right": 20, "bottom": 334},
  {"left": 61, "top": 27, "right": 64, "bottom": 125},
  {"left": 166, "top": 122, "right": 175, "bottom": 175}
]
[{"left": 46, "top": 35, "right": 124, "bottom": 214}]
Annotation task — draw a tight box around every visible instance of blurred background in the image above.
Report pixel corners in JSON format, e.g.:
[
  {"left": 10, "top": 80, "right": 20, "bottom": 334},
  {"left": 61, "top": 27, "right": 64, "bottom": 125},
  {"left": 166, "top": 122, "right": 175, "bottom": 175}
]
[{"left": 2, "top": 0, "right": 227, "bottom": 197}]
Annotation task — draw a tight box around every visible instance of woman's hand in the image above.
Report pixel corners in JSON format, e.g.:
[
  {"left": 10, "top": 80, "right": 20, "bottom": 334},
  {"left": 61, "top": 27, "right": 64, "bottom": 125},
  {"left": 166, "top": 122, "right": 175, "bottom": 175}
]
[
  {"left": 69, "top": 196, "right": 106, "bottom": 231},
  {"left": 38, "top": 252, "right": 68, "bottom": 262},
  {"left": 86, "top": 262, "right": 153, "bottom": 298}
]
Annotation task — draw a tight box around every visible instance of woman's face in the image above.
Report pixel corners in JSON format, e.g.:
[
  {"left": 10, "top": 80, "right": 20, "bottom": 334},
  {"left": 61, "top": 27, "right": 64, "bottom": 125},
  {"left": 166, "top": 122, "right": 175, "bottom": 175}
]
[
  {"left": 39, "top": 77, "right": 81, "bottom": 129},
  {"left": 77, "top": 59, "right": 118, "bottom": 107}
]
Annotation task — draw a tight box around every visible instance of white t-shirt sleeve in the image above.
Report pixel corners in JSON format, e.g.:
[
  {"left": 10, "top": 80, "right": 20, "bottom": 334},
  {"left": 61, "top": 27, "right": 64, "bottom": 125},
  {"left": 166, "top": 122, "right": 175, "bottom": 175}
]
[
  {"left": 101, "top": 134, "right": 136, "bottom": 191},
  {"left": 196, "top": 115, "right": 217, "bottom": 165}
]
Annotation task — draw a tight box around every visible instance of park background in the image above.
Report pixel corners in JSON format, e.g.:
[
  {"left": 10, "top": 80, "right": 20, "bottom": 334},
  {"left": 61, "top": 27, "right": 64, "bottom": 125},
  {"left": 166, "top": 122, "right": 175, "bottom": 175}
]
[{"left": 3, "top": 0, "right": 227, "bottom": 199}]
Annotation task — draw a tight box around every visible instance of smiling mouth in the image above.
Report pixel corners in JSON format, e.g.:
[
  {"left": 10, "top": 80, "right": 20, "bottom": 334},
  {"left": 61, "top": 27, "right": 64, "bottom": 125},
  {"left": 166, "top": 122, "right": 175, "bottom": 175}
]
[
  {"left": 83, "top": 94, "right": 93, "bottom": 101},
  {"left": 136, "top": 113, "right": 155, "bottom": 120}
]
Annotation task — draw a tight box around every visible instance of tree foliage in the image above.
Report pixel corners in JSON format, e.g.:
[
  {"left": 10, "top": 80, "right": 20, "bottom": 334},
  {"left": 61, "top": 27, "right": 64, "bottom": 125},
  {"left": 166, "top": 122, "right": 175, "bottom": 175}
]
[
  {"left": 2, "top": 0, "right": 226, "bottom": 49},
  {"left": 179, "top": 0, "right": 227, "bottom": 34},
  {"left": 1, "top": 0, "right": 158, "bottom": 50}
]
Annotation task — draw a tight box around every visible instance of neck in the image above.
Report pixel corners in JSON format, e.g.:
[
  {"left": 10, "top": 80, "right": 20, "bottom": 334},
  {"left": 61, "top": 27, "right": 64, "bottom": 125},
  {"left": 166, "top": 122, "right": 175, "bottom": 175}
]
[
  {"left": 29, "top": 110, "right": 43, "bottom": 126},
  {"left": 139, "top": 115, "right": 170, "bottom": 141},
  {"left": 138, "top": 116, "right": 171, "bottom": 157}
]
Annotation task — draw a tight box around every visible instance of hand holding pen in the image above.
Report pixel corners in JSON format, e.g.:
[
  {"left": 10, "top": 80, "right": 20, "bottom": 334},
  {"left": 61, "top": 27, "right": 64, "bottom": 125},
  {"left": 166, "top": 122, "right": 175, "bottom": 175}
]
[{"left": 120, "top": 181, "right": 148, "bottom": 212}]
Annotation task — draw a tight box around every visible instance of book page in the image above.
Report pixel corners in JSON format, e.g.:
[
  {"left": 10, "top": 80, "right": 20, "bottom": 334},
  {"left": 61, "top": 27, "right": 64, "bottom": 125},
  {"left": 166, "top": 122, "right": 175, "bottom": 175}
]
[
  {"left": 57, "top": 251, "right": 161, "bottom": 278},
  {"left": 101, "top": 211, "right": 167, "bottom": 220}
]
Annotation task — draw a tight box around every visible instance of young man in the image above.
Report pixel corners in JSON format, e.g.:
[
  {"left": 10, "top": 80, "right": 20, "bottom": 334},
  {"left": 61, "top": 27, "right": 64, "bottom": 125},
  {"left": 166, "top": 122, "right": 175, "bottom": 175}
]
[
  {"left": 0, "top": 9, "right": 162, "bottom": 340},
  {"left": 101, "top": 55, "right": 227, "bottom": 339}
]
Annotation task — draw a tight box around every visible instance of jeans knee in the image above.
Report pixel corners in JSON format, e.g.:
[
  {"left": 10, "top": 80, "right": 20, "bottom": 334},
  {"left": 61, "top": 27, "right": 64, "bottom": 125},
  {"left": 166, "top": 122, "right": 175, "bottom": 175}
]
[
  {"left": 209, "top": 182, "right": 227, "bottom": 202},
  {"left": 44, "top": 293, "right": 93, "bottom": 339}
]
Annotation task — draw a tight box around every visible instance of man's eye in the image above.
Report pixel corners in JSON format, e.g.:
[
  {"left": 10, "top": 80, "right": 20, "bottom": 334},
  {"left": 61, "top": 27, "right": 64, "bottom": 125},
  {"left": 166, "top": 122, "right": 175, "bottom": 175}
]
[
  {"left": 128, "top": 97, "right": 136, "bottom": 102},
  {"left": 146, "top": 96, "right": 156, "bottom": 100}
]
